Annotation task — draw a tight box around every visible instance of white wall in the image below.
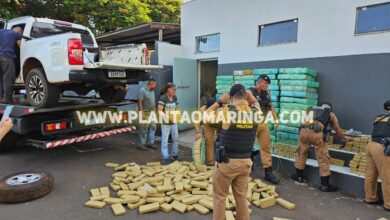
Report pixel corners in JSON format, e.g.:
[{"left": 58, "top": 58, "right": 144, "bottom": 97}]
[
  {"left": 157, "top": 41, "right": 185, "bottom": 66},
  {"left": 181, "top": 0, "right": 390, "bottom": 64}
]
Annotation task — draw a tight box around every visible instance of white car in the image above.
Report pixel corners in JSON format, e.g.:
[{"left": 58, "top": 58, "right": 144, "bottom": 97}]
[{"left": 0, "top": 16, "right": 161, "bottom": 108}]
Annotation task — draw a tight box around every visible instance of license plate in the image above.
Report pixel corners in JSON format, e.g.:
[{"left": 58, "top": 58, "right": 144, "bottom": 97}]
[
  {"left": 108, "top": 70, "right": 126, "bottom": 78},
  {"left": 85, "top": 118, "right": 104, "bottom": 126}
]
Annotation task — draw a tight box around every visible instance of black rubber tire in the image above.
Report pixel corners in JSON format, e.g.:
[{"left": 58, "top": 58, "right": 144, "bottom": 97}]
[
  {"left": 26, "top": 68, "right": 60, "bottom": 108},
  {"left": 99, "top": 86, "right": 127, "bottom": 103},
  {"left": 0, "top": 171, "right": 54, "bottom": 203}
]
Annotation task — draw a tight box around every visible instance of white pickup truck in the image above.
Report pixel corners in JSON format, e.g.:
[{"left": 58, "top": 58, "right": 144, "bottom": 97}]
[{"left": 0, "top": 16, "right": 161, "bottom": 108}]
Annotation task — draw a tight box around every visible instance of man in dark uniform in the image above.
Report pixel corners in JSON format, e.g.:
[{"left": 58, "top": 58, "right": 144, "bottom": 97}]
[
  {"left": 247, "top": 74, "right": 280, "bottom": 184},
  {"left": 209, "top": 84, "right": 260, "bottom": 220},
  {"left": 292, "top": 102, "right": 353, "bottom": 192},
  {"left": 364, "top": 100, "right": 390, "bottom": 212},
  {"left": 0, "top": 27, "right": 23, "bottom": 104}
]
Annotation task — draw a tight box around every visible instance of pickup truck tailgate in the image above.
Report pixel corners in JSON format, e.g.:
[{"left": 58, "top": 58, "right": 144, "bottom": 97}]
[
  {"left": 84, "top": 62, "right": 162, "bottom": 70},
  {"left": 84, "top": 43, "right": 162, "bottom": 70}
]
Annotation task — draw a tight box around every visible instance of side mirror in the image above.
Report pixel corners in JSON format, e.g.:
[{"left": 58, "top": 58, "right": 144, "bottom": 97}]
[{"left": 0, "top": 19, "right": 6, "bottom": 30}]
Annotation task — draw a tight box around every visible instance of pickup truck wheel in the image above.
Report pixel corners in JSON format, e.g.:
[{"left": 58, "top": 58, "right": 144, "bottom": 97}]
[
  {"left": 99, "top": 86, "right": 127, "bottom": 103},
  {"left": 0, "top": 171, "right": 54, "bottom": 203},
  {"left": 26, "top": 68, "right": 60, "bottom": 108}
]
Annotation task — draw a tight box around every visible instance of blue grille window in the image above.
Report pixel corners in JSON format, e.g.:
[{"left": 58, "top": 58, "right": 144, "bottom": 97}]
[
  {"left": 196, "top": 33, "right": 220, "bottom": 53},
  {"left": 356, "top": 2, "right": 390, "bottom": 34},
  {"left": 259, "top": 19, "right": 298, "bottom": 46}
]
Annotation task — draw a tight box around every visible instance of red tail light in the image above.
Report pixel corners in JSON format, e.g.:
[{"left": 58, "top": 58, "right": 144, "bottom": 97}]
[
  {"left": 121, "top": 113, "right": 128, "bottom": 122},
  {"left": 68, "top": 38, "right": 83, "bottom": 65},
  {"left": 143, "top": 48, "right": 150, "bottom": 65},
  {"left": 44, "top": 122, "right": 68, "bottom": 131}
]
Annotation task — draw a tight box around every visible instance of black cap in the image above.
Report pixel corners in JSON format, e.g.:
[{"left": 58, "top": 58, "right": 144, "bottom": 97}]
[
  {"left": 229, "top": 84, "right": 246, "bottom": 96},
  {"left": 258, "top": 74, "right": 271, "bottom": 84},
  {"left": 384, "top": 100, "right": 390, "bottom": 110},
  {"left": 206, "top": 98, "right": 216, "bottom": 108}
]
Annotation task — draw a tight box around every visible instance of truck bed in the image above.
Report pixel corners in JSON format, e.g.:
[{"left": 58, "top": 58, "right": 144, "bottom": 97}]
[
  {"left": 0, "top": 95, "right": 137, "bottom": 149},
  {"left": 0, "top": 95, "right": 134, "bottom": 117}
]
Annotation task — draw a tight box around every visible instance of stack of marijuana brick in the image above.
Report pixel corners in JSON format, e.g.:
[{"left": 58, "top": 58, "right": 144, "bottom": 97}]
[
  {"left": 233, "top": 69, "right": 255, "bottom": 89},
  {"left": 216, "top": 70, "right": 255, "bottom": 100},
  {"left": 274, "top": 68, "right": 319, "bottom": 154},
  {"left": 349, "top": 152, "right": 368, "bottom": 176},
  {"left": 327, "top": 136, "right": 344, "bottom": 150},
  {"left": 344, "top": 136, "right": 371, "bottom": 153},
  {"left": 215, "top": 75, "right": 234, "bottom": 100},
  {"left": 85, "top": 161, "right": 295, "bottom": 217}
]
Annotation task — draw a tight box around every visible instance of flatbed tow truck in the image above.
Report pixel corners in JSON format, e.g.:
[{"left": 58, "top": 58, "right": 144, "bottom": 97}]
[{"left": 0, "top": 94, "right": 135, "bottom": 150}]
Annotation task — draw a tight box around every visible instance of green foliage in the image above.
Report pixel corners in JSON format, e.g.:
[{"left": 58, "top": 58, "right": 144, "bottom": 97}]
[
  {"left": 141, "top": 0, "right": 181, "bottom": 23},
  {"left": 63, "top": 0, "right": 152, "bottom": 34},
  {"left": 0, "top": 0, "right": 22, "bottom": 19},
  {"left": 0, "top": 0, "right": 181, "bottom": 33}
]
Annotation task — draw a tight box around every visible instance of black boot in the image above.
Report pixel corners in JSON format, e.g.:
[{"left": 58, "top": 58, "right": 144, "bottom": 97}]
[
  {"left": 363, "top": 199, "right": 382, "bottom": 205},
  {"left": 291, "top": 168, "right": 305, "bottom": 183},
  {"left": 319, "top": 176, "right": 337, "bottom": 192},
  {"left": 264, "top": 167, "right": 280, "bottom": 184}
]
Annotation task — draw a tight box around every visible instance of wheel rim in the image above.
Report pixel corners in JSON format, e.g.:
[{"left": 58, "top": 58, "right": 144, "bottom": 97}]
[
  {"left": 6, "top": 173, "right": 42, "bottom": 185},
  {"left": 29, "top": 75, "right": 44, "bottom": 104}
]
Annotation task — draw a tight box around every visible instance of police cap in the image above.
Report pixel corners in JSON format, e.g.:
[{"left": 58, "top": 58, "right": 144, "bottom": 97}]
[{"left": 258, "top": 74, "right": 271, "bottom": 84}]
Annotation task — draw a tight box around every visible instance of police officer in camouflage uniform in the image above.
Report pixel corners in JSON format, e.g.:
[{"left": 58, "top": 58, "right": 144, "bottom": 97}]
[
  {"left": 364, "top": 100, "right": 390, "bottom": 212},
  {"left": 209, "top": 84, "right": 260, "bottom": 220},
  {"left": 247, "top": 75, "right": 280, "bottom": 184},
  {"left": 293, "top": 102, "right": 353, "bottom": 192}
]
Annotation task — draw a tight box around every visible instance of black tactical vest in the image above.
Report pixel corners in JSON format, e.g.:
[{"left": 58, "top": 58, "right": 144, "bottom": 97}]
[
  {"left": 249, "top": 87, "right": 271, "bottom": 115},
  {"left": 372, "top": 113, "right": 390, "bottom": 138},
  {"left": 312, "top": 106, "right": 331, "bottom": 126},
  {"left": 219, "top": 105, "right": 258, "bottom": 157}
]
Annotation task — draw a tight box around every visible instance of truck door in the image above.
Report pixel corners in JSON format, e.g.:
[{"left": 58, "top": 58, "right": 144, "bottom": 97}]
[{"left": 0, "top": 19, "right": 6, "bottom": 29}]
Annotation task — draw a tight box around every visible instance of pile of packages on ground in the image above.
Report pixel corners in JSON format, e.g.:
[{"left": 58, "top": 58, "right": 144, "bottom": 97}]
[
  {"left": 349, "top": 153, "right": 368, "bottom": 176},
  {"left": 84, "top": 161, "right": 295, "bottom": 216}
]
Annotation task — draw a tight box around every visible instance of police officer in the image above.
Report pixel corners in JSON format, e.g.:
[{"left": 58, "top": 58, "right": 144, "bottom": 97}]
[
  {"left": 209, "top": 84, "right": 260, "bottom": 220},
  {"left": 194, "top": 98, "right": 217, "bottom": 166},
  {"left": 364, "top": 100, "right": 390, "bottom": 212},
  {"left": 292, "top": 102, "right": 353, "bottom": 192},
  {"left": 247, "top": 74, "right": 280, "bottom": 184}
]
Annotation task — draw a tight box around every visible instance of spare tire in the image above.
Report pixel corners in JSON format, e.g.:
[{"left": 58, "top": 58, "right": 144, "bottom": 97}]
[
  {"left": 99, "top": 85, "right": 127, "bottom": 103},
  {"left": 0, "top": 171, "right": 54, "bottom": 203}
]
